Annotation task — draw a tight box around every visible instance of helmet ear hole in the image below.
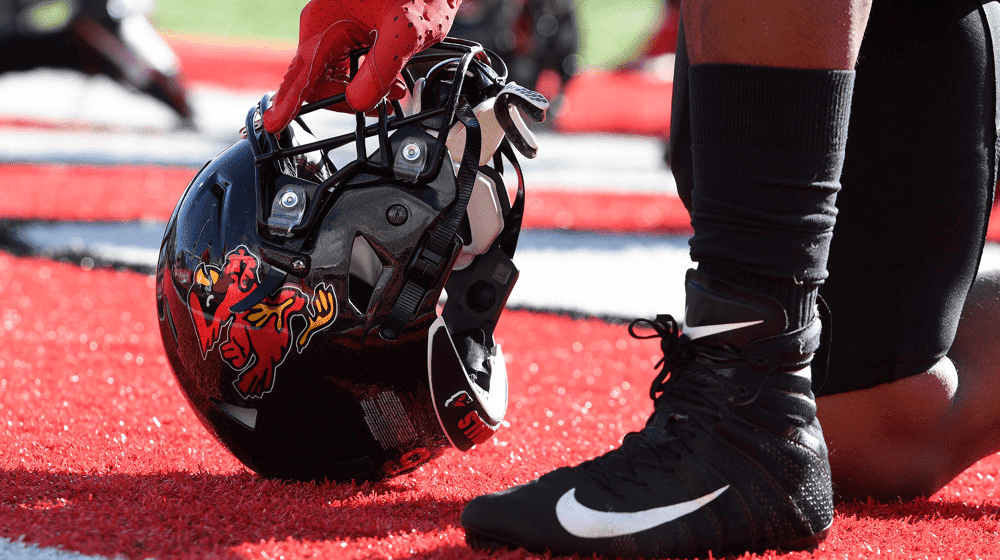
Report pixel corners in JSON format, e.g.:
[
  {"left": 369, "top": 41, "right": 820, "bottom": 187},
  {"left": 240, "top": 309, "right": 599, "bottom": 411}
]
[{"left": 349, "top": 235, "right": 386, "bottom": 313}]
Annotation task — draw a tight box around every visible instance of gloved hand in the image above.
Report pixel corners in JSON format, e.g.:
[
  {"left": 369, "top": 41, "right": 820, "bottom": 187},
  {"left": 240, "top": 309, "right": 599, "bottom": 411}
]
[{"left": 263, "top": 0, "right": 462, "bottom": 133}]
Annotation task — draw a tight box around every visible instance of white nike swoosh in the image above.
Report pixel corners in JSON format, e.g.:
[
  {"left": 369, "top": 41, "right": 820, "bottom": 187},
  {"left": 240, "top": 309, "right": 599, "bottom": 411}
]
[
  {"left": 683, "top": 319, "right": 763, "bottom": 340},
  {"left": 555, "top": 485, "right": 729, "bottom": 539}
]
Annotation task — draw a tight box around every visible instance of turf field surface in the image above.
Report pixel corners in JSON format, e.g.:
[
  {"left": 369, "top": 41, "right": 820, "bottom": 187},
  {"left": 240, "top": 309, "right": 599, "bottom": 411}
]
[{"left": 3, "top": 9, "right": 1000, "bottom": 560}]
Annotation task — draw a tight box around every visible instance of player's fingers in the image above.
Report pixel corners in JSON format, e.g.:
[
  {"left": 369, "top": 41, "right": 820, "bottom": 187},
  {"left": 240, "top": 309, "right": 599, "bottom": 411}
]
[
  {"left": 263, "top": 50, "right": 313, "bottom": 133},
  {"left": 264, "top": 21, "right": 367, "bottom": 133},
  {"left": 263, "top": 0, "right": 333, "bottom": 132},
  {"left": 345, "top": 5, "right": 449, "bottom": 111}
]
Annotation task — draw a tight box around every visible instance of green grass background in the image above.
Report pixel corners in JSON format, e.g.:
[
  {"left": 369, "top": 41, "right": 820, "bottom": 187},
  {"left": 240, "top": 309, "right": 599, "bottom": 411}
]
[{"left": 151, "top": 0, "right": 663, "bottom": 69}]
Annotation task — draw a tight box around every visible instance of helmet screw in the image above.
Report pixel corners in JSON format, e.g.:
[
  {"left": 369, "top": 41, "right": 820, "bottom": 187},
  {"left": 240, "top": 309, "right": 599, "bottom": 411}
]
[
  {"left": 402, "top": 143, "right": 421, "bottom": 161},
  {"left": 280, "top": 191, "right": 300, "bottom": 208},
  {"left": 291, "top": 258, "right": 307, "bottom": 273},
  {"left": 386, "top": 204, "right": 409, "bottom": 225}
]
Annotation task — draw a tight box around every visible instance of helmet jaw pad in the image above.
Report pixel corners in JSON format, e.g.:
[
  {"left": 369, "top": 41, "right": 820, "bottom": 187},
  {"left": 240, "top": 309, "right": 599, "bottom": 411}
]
[{"left": 427, "top": 316, "right": 508, "bottom": 451}]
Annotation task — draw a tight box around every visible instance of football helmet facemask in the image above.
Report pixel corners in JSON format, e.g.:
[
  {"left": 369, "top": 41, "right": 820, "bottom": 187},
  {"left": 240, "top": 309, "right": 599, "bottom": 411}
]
[{"left": 156, "top": 38, "right": 547, "bottom": 482}]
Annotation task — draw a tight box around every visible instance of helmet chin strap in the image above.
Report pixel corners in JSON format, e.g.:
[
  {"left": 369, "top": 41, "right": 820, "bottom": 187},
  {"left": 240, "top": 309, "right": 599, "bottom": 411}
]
[{"left": 380, "top": 100, "right": 483, "bottom": 340}]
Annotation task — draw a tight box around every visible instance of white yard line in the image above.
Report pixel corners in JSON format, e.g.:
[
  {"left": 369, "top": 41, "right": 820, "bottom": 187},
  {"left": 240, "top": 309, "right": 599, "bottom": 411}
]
[
  {"left": 0, "top": 538, "right": 116, "bottom": 560},
  {"left": 0, "top": 70, "right": 676, "bottom": 195}
]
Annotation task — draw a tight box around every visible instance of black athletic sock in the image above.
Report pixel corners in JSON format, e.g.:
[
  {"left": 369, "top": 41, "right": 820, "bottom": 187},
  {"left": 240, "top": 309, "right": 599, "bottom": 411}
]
[{"left": 686, "top": 64, "right": 855, "bottom": 330}]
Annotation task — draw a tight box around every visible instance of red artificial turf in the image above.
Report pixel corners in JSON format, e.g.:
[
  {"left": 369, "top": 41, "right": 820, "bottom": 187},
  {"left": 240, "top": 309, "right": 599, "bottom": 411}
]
[
  {"left": 555, "top": 71, "right": 673, "bottom": 138},
  {"left": 9, "top": 163, "right": 1000, "bottom": 242},
  {"left": 164, "top": 34, "right": 293, "bottom": 93},
  {"left": 0, "top": 164, "right": 195, "bottom": 222},
  {"left": 0, "top": 164, "right": 695, "bottom": 234},
  {"left": 2, "top": 254, "right": 1000, "bottom": 559}
]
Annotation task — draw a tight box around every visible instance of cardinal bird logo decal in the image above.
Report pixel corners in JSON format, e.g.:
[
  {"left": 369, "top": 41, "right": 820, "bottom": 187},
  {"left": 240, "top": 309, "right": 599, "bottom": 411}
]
[{"left": 187, "top": 246, "right": 338, "bottom": 399}]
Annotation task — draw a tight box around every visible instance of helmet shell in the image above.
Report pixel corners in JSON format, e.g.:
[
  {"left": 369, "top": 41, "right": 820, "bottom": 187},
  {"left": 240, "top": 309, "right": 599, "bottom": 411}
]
[
  {"left": 157, "top": 132, "right": 467, "bottom": 481},
  {"left": 156, "top": 39, "right": 537, "bottom": 482}
]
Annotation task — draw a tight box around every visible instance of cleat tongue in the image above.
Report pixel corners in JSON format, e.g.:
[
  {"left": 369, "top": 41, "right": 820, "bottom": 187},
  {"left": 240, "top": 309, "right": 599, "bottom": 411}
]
[{"left": 683, "top": 269, "right": 789, "bottom": 349}]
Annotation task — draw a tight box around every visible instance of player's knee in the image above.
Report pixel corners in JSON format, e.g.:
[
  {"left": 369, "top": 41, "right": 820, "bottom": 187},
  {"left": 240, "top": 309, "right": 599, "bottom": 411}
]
[{"left": 818, "top": 362, "right": 960, "bottom": 501}]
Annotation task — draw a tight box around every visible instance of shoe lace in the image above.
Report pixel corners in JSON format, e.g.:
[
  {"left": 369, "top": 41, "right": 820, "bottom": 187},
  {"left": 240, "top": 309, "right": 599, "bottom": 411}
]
[
  {"left": 633, "top": 314, "right": 747, "bottom": 422},
  {"left": 580, "top": 315, "right": 747, "bottom": 491}
]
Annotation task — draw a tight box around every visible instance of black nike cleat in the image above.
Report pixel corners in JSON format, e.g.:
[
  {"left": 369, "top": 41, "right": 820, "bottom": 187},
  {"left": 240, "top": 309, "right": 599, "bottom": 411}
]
[{"left": 461, "top": 269, "right": 833, "bottom": 558}]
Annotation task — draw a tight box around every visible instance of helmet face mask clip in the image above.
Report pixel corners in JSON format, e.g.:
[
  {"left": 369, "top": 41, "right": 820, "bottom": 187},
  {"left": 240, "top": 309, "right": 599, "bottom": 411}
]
[{"left": 156, "top": 38, "right": 547, "bottom": 482}]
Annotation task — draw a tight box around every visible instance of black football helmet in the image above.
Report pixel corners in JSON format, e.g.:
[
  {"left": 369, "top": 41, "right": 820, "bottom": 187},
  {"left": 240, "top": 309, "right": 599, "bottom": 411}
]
[{"left": 156, "top": 38, "right": 548, "bottom": 482}]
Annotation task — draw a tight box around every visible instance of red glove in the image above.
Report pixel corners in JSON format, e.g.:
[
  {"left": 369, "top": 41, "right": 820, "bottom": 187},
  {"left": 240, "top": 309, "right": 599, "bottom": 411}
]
[{"left": 263, "top": 0, "right": 462, "bottom": 133}]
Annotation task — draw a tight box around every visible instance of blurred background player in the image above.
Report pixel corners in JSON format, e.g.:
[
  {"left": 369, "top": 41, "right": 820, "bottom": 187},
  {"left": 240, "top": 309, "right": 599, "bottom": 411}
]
[
  {"left": 449, "top": 0, "right": 578, "bottom": 97},
  {"left": 0, "top": 0, "right": 192, "bottom": 123}
]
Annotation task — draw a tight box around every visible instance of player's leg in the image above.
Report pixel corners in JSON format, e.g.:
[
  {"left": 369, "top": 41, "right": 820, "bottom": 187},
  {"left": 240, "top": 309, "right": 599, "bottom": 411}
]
[
  {"left": 818, "top": 271, "right": 1000, "bottom": 501},
  {"left": 461, "top": 1, "right": 871, "bottom": 557},
  {"left": 681, "top": 0, "right": 868, "bottom": 68},
  {"left": 813, "top": 0, "right": 997, "bottom": 501},
  {"left": 819, "top": 268, "right": 1000, "bottom": 501}
]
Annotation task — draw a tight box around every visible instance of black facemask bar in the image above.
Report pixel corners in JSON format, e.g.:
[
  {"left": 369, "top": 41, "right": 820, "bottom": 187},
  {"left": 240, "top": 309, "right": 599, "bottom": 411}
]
[
  {"left": 229, "top": 40, "right": 502, "bottom": 314},
  {"left": 232, "top": 38, "right": 541, "bottom": 330},
  {"left": 250, "top": 39, "right": 504, "bottom": 211}
]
